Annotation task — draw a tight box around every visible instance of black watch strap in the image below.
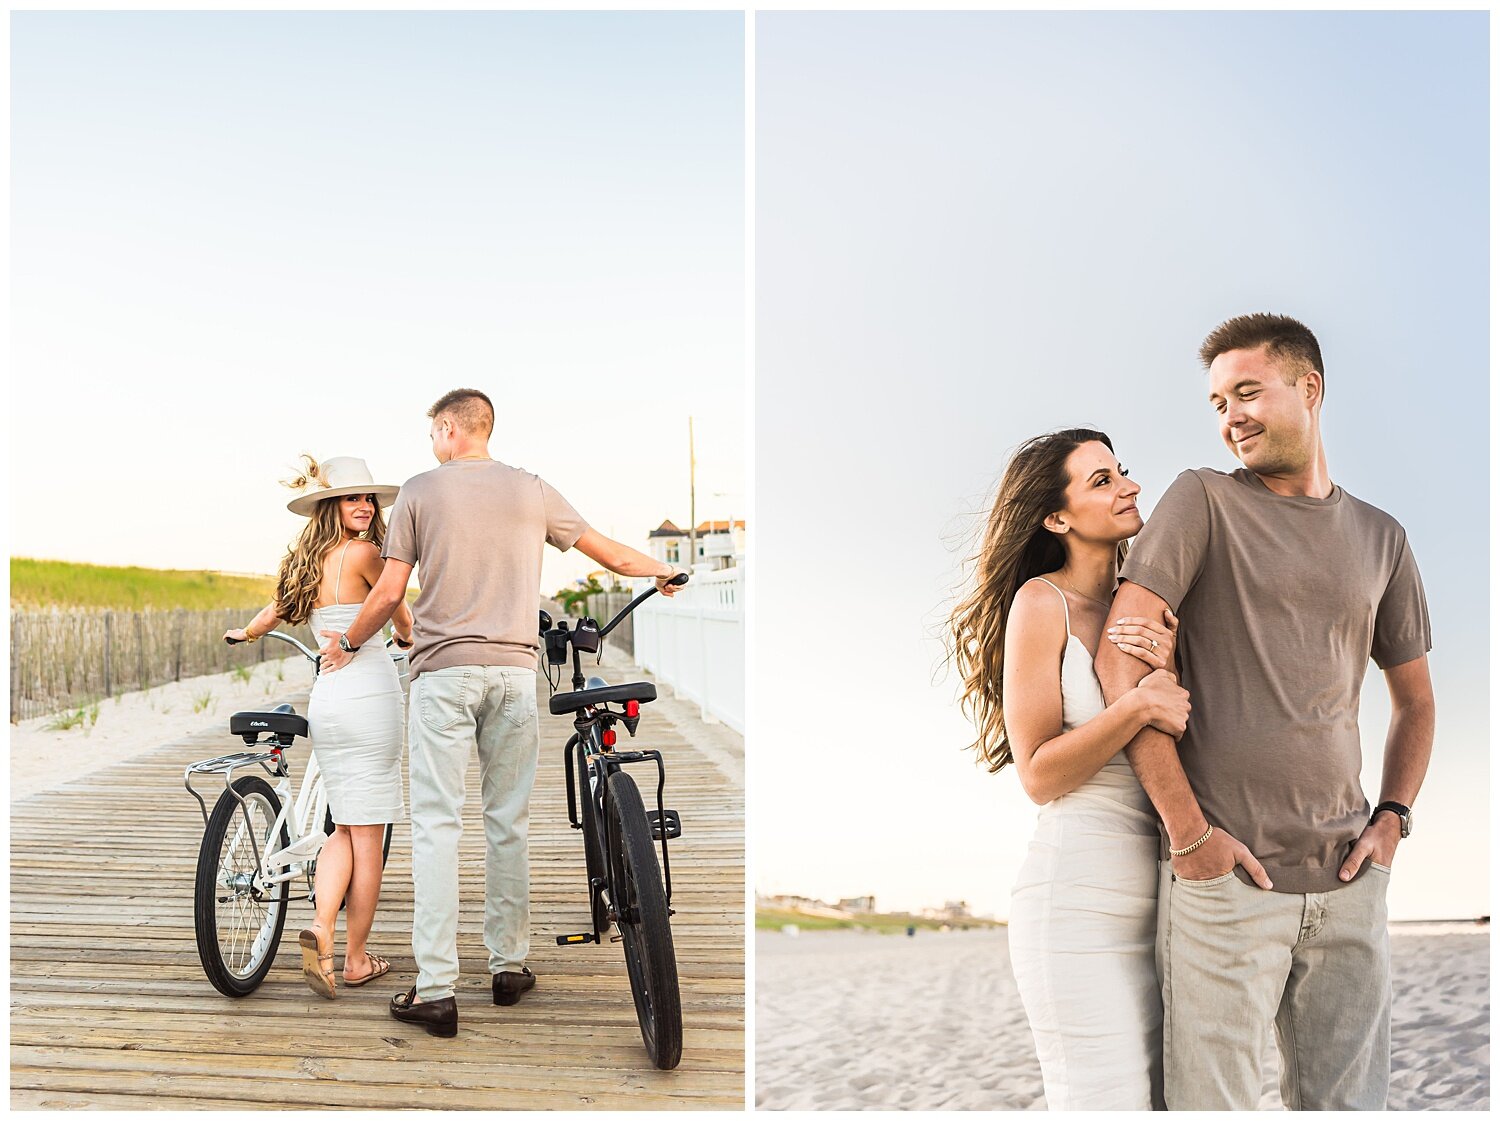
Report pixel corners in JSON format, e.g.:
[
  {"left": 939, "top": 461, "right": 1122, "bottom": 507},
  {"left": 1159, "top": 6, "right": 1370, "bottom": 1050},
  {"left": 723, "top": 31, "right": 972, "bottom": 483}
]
[
  {"left": 1371, "top": 801, "right": 1411, "bottom": 837},
  {"left": 339, "top": 632, "right": 360, "bottom": 654}
]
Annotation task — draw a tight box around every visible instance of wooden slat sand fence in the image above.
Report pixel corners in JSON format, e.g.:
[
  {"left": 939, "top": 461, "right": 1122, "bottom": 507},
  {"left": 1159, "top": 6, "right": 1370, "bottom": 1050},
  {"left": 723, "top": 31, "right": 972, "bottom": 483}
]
[
  {"left": 10, "top": 609, "right": 318, "bottom": 723},
  {"left": 10, "top": 665, "right": 745, "bottom": 1109}
]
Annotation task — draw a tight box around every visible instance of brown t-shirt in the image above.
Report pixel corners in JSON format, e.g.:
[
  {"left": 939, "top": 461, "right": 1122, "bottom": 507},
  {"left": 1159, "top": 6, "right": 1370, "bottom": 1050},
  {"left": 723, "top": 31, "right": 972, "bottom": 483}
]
[
  {"left": 383, "top": 459, "right": 589, "bottom": 679},
  {"left": 1120, "top": 468, "right": 1430, "bottom": 894}
]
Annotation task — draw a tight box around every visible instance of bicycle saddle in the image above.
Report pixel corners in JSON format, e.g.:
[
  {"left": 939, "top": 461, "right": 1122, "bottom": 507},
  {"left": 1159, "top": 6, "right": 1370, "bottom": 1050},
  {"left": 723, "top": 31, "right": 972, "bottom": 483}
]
[
  {"left": 230, "top": 703, "right": 309, "bottom": 745},
  {"left": 549, "top": 680, "right": 657, "bottom": 716}
]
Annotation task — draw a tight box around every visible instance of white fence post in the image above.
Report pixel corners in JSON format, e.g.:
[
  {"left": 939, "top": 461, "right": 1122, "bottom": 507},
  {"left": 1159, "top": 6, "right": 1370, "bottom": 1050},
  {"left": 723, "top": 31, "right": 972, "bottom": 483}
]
[{"left": 632, "top": 561, "right": 743, "bottom": 734}]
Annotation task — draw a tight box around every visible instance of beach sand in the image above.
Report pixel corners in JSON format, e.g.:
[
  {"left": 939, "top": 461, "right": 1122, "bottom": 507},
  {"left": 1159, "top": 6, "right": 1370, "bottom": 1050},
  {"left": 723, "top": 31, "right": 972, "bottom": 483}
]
[
  {"left": 10, "top": 656, "right": 315, "bottom": 803},
  {"left": 755, "top": 925, "right": 1489, "bottom": 1110}
]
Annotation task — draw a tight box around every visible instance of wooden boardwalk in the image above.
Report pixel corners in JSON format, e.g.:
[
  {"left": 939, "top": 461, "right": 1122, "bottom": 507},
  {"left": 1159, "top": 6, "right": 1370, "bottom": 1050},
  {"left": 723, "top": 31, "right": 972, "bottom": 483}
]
[{"left": 10, "top": 659, "right": 745, "bottom": 1110}]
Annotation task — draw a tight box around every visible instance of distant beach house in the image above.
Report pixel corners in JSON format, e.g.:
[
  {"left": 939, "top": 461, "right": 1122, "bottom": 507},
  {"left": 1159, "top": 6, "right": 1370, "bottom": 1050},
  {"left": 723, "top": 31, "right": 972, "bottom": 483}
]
[
  {"left": 647, "top": 519, "right": 746, "bottom": 571},
  {"left": 921, "top": 900, "right": 974, "bottom": 922}
]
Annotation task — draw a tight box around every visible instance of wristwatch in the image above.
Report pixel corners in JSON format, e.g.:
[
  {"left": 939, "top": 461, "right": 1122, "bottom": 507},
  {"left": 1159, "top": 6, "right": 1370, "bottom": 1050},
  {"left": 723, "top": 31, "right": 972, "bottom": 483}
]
[
  {"left": 338, "top": 633, "right": 360, "bottom": 655},
  {"left": 1370, "top": 801, "right": 1412, "bottom": 838}
]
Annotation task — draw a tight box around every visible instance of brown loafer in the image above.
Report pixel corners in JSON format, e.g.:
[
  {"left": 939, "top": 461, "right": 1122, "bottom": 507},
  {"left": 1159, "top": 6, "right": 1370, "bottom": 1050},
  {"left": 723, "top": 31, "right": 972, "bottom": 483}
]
[
  {"left": 492, "top": 966, "right": 536, "bottom": 1006},
  {"left": 390, "top": 986, "right": 458, "bottom": 1037}
]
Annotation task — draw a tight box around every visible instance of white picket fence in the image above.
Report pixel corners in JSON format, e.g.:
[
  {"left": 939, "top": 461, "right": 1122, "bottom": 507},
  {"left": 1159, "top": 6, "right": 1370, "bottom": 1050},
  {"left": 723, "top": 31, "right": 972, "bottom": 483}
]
[{"left": 632, "top": 563, "right": 744, "bottom": 734}]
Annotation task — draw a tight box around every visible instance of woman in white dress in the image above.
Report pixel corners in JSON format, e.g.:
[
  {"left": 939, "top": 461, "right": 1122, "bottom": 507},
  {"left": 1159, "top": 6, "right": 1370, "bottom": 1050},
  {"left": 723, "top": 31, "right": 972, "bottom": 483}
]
[
  {"left": 949, "top": 429, "right": 1191, "bottom": 1110},
  {"left": 226, "top": 455, "right": 413, "bottom": 999}
]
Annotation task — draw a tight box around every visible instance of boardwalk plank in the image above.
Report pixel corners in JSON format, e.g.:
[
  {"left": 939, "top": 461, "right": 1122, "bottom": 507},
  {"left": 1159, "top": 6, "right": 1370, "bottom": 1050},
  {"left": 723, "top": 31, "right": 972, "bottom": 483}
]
[{"left": 10, "top": 662, "right": 745, "bottom": 1110}]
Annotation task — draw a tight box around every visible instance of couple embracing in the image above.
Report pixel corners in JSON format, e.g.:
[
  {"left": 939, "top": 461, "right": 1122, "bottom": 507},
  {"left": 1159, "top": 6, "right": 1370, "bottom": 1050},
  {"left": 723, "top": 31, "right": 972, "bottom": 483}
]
[
  {"left": 229, "top": 388, "right": 682, "bottom": 1036},
  {"left": 951, "top": 313, "right": 1435, "bottom": 1110}
]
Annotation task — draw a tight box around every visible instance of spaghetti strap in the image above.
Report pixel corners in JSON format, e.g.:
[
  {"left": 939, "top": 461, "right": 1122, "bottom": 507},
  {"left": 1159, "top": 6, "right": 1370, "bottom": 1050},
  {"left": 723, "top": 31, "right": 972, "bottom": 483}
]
[
  {"left": 1030, "top": 576, "right": 1073, "bottom": 640},
  {"left": 334, "top": 540, "right": 353, "bottom": 606}
]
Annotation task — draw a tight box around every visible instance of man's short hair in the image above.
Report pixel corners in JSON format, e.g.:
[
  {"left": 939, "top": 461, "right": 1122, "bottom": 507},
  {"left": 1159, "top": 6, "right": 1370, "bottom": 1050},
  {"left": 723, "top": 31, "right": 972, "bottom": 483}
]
[
  {"left": 1199, "top": 313, "right": 1324, "bottom": 391},
  {"left": 428, "top": 388, "right": 495, "bottom": 437}
]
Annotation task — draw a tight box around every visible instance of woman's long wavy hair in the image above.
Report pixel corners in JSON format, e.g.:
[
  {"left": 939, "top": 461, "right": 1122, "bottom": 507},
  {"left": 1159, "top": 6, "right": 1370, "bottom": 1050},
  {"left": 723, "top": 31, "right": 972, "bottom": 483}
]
[
  {"left": 274, "top": 455, "right": 387, "bottom": 626},
  {"left": 948, "top": 428, "right": 1127, "bottom": 774}
]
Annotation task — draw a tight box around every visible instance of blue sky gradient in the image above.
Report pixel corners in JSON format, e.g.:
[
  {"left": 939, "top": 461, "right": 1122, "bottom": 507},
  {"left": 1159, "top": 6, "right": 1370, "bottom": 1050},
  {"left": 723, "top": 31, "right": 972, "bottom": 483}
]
[
  {"left": 12, "top": 12, "right": 744, "bottom": 592},
  {"left": 754, "top": 11, "right": 1487, "bottom": 922}
]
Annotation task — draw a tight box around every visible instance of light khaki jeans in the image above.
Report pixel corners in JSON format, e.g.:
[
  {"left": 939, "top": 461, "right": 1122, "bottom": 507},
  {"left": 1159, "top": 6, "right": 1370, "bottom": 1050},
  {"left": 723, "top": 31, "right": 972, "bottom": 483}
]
[
  {"left": 408, "top": 665, "right": 540, "bottom": 1001},
  {"left": 1157, "top": 860, "right": 1392, "bottom": 1110}
]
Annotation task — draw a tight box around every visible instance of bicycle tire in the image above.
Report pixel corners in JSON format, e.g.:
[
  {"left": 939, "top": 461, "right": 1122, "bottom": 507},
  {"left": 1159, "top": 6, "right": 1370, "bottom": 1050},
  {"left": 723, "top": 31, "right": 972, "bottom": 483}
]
[
  {"left": 576, "top": 746, "right": 609, "bottom": 932},
  {"left": 194, "top": 776, "right": 291, "bottom": 997},
  {"left": 606, "top": 769, "right": 683, "bottom": 1070}
]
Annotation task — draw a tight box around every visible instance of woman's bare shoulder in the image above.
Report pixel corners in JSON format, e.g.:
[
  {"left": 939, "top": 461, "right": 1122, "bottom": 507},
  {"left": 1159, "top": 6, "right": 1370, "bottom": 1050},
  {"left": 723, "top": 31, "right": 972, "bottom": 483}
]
[{"left": 1010, "top": 577, "right": 1066, "bottom": 620}]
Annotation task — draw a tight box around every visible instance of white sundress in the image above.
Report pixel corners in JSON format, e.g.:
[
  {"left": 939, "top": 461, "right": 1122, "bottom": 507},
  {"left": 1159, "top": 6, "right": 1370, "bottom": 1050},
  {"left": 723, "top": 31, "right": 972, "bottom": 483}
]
[
  {"left": 304, "top": 542, "right": 405, "bottom": 825},
  {"left": 1007, "top": 576, "right": 1164, "bottom": 1110}
]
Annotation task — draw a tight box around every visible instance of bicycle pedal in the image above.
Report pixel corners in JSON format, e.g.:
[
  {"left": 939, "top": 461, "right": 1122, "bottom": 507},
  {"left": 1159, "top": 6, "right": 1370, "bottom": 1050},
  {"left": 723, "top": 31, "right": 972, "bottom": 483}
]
[
  {"left": 556, "top": 932, "right": 599, "bottom": 946},
  {"left": 647, "top": 808, "right": 682, "bottom": 840}
]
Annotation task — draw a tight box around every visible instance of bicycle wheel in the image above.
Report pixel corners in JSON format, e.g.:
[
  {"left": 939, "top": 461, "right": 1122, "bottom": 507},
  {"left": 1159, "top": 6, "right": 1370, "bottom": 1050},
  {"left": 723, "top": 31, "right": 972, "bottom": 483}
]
[
  {"left": 605, "top": 769, "right": 683, "bottom": 1070},
  {"left": 576, "top": 746, "right": 609, "bottom": 932},
  {"left": 194, "top": 776, "right": 291, "bottom": 997}
]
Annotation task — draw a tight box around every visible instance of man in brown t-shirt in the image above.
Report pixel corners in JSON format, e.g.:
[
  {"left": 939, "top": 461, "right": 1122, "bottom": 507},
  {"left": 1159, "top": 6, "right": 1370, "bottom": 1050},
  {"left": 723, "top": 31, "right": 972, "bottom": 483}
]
[
  {"left": 319, "top": 388, "right": 682, "bottom": 1037},
  {"left": 1095, "top": 315, "right": 1435, "bottom": 1109}
]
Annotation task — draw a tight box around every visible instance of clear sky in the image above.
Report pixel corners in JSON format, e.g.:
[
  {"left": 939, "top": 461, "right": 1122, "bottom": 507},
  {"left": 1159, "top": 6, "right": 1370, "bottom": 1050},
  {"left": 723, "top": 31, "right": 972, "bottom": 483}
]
[
  {"left": 754, "top": 11, "right": 1488, "bottom": 923},
  {"left": 11, "top": 12, "right": 744, "bottom": 595}
]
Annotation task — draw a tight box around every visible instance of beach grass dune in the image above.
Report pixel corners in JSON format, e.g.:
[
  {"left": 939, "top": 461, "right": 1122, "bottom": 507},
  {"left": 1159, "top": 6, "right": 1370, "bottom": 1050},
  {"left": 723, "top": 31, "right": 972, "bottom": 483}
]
[
  {"left": 756, "top": 906, "right": 1001, "bottom": 935},
  {"left": 755, "top": 926, "right": 1489, "bottom": 1110},
  {"left": 11, "top": 557, "right": 276, "bottom": 611}
]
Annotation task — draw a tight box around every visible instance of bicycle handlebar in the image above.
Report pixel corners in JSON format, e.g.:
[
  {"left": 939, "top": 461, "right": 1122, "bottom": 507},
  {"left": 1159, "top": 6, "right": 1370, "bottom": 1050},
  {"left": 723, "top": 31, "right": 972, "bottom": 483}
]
[
  {"left": 225, "top": 630, "right": 320, "bottom": 663},
  {"left": 598, "top": 572, "right": 689, "bottom": 639},
  {"left": 224, "top": 629, "right": 408, "bottom": 668}
]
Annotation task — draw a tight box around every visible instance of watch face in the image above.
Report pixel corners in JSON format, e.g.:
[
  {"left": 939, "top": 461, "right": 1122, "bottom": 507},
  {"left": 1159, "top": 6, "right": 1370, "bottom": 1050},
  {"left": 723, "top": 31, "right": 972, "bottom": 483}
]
[{"left": 1402, "top": 810, "right": 1413, "bottom": 838}]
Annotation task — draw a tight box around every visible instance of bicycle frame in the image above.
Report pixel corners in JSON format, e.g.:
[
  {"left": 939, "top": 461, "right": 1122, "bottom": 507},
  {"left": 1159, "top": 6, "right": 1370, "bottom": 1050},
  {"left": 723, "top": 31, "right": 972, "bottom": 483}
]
[
  {"left": 565, "top": 721, "right": 675, "bottom": 924},
  {"left": 183, "top": 738, "right": 331, "bottom": 895}
]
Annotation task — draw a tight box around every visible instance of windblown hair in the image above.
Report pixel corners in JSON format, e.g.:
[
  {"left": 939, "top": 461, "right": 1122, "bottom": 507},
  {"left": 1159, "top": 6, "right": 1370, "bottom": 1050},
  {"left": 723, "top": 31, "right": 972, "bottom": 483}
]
[
  {"left": 1199, "top": 313, "right": 1323, "bottom": 395},
  {"left": 274, "top": 455, "right": 387, "bottom": 626},
  {"left": 947, "top": 428, "right": 1126, "bottom": 774},
  {"left": 428, "top": 388, "right": 495, "bottom": 437}
]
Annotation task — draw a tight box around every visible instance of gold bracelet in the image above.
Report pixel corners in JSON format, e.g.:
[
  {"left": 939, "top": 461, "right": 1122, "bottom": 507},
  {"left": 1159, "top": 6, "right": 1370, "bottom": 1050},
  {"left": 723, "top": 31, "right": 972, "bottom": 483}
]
[
  {"left": 1170, "top": 824, "right": 1213, "bottom": 858},
  {"left": 242, "top": 625, "right": 260, "bottom": 643}
]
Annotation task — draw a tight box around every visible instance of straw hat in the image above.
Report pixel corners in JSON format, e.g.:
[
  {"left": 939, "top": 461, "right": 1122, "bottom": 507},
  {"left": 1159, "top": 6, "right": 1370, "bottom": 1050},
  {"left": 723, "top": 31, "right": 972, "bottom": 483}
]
[{"left": 286, "top": 457, "right": 400, "bottom": 516}]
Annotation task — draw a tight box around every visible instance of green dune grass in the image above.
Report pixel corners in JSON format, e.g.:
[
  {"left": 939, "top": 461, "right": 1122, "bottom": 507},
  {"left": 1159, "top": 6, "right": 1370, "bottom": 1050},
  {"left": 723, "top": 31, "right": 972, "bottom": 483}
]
[
  {"left": 755, "top": 906, "right": 1002, "bottom": 934},
  {"left": 11, "top": 558, "right": 277, "bottom": 611}
]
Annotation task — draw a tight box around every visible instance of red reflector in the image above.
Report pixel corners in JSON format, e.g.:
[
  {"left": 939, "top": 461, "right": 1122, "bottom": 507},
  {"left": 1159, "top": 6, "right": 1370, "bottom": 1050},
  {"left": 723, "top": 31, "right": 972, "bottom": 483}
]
[
  {"left": 625, "top": 701, "right": 639, "bottom": 718},
  {"left": 602, "top": 729, "right": 617, "bottom": 747}
]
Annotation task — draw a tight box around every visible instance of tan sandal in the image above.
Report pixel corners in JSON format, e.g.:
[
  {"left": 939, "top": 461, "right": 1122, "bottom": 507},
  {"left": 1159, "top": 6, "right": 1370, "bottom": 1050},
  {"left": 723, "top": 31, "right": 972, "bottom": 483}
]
[
  {"left": 343, "top": 951, "right": 391, "bottom": 988},
  {"left": 299, "top": 928, "right": 336, "bottom": 999}
]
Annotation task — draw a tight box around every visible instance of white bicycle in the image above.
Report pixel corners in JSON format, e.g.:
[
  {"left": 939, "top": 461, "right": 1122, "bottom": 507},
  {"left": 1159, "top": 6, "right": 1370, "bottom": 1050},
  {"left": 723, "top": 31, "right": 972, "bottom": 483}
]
[{"left": 183, "top": 630, "right": 405, "bottom": 997}]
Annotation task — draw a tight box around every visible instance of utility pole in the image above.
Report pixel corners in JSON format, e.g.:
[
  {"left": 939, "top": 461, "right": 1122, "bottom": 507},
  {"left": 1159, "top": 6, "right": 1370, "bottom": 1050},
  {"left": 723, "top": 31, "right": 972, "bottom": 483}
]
[{"left": 688, "top": 417, "right": 697, "bottom": 570}]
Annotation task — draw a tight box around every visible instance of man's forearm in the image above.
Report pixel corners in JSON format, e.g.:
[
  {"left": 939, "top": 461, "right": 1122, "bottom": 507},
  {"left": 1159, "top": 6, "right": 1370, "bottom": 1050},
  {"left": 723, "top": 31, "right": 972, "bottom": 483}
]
[
  {"left": 1097, "top": 648, "right": 1210, "bottom": 847},
  {"left": 1094, "top": 601, "right": 1209, "bottom": 846},
  {"left": 1379, "top": 699, "right": 1435, "bottom": 808},
  {"left": 604, "top": 544, "right": 673, "bottom": 580},
  {"left": 1121, "top": 727, "right": 1210, "bottom": 849},
  {"left": 345, "top": 587, "right": 403, "bottom": 648}
]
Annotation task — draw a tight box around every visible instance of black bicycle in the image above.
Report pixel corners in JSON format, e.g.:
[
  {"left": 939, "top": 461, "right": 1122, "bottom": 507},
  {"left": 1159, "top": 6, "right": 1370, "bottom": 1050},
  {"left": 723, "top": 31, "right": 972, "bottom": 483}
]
[{"left": 542, "top": 573, "right": 688, "bottom": 1070}]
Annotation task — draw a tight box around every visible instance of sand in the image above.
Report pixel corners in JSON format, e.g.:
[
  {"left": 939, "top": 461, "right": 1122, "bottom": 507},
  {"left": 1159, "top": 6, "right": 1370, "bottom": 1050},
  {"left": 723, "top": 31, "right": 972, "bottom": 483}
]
[
  {"left": 755, "top": 925, "right": 1489, "bottom": 1110},
  {"left": 8, "top": 640, "right": 742, "bottom": 798},
  {"left": 10, "top": 656, "right": 317, "bottom": 803}
]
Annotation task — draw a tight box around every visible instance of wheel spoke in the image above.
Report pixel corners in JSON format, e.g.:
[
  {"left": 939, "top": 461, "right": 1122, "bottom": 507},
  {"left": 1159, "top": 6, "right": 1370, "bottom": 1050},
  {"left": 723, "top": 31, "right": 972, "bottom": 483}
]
[{"left": 214, "top": 793, "right": 282, "bottom": 979}]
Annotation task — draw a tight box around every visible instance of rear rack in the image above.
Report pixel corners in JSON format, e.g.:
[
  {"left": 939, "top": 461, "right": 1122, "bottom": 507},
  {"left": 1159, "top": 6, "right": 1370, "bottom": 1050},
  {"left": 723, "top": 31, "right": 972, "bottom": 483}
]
[{"left": 183, "top": 745, "right": 286, "bottom": 830}]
